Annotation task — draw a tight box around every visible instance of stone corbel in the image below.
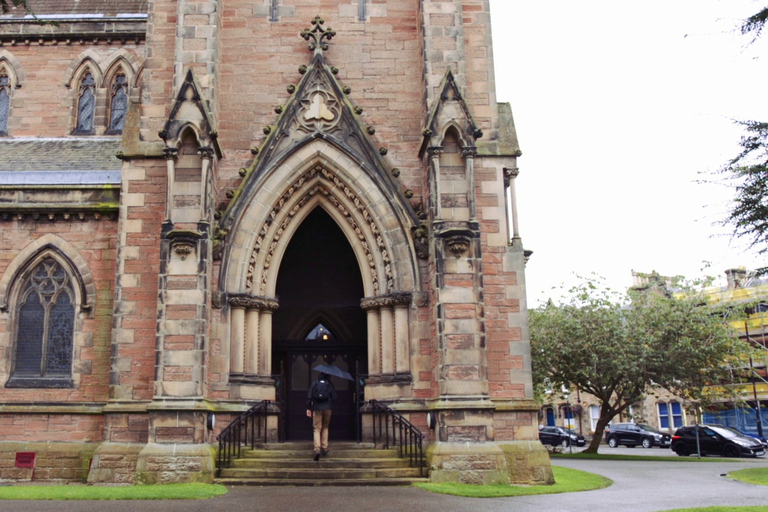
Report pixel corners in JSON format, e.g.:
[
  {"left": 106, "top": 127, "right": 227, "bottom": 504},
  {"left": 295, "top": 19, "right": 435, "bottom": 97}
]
[
  {"left": 166, "top": 229, "right": 203, "bottom": 261},
  {"left": 446, "top": 235, "right": 471, "bottom": 257}
]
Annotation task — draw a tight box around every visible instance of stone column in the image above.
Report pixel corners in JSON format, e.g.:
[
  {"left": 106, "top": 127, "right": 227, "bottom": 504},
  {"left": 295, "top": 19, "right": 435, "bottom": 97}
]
[
  {"left": 245, "top": 308, "right": 260, "bottom": 377},
  {"left": 228, "top": 301, "right": 246, "bottom": 380},
  {"left": 504, "top": 167, "right": 520, "bottom": 241},
  {"left": 163, "top": 147, "right": 177, "bottom": 223},
  {"left": 380, "top": 305, "right": 394, "bottom": 375},
  {"left": 394, "top": 300, "right": 410, "bottom": 376},
  {"left": 198, "top": 147, "right": 213, "bottom": 223},
  {"left": 428, "top": 147, "right": 443, "bottom": 220},
  {"left": 364, "top": 306, "right": 381, "bottom": 375},
  {"left": 463, "top": 147, "right": 477, "bottom": 221}
]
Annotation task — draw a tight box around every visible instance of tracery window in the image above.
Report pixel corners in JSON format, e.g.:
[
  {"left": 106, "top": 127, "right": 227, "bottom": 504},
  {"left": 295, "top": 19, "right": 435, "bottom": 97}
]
[
  {"left": 7, "top": 258, "right": 75, "bottom": 388},
  {"left": 0, "top": 73, "right": 10, "bottom": 136},
  {"left": 74, "top": 72, "right": 96, "bottom": 134},
  {"left": 107, "top": 74, "right": 128, "bottom": 134}
]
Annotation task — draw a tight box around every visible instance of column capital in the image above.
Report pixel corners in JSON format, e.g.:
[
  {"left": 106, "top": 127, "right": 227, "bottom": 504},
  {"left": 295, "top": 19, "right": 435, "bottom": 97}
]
[
  {"left": 503, "top": 167, "right": 519, "bottom": 187},
  {"left": 228, "top": 294, "right": 279, "bottom": 311}
]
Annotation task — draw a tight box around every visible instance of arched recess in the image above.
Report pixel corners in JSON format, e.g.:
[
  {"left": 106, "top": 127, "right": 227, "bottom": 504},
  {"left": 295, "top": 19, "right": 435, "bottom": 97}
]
[
  {"left": 221, "top": 139, "right": 419, "bottom": 382},
  {"left": 0, "top": 234, "right": 96, "bottom": 315},
  {"left": 64, "top": 50, "right": 104, "bottom": 88},
  {"left": 0, "top": 50, "right": 25, "bottom": 88}
]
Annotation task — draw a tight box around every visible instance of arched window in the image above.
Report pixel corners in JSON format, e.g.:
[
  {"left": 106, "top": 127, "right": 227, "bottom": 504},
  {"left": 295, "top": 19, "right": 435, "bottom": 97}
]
[
  {"left": 0, "top": 73, "right": 10, "bottom": 136},
  {"left": 7, "top": 258, "right": 75, "bottom": 388},
  {"left": 107, "top": 74, "right": 128, "bottom": 134},
  {"left": 74, "top": 72, "right": 96, "bottom": 134},
  {"left": 306, "top": 323, "right": 333, "bottom": 341}
]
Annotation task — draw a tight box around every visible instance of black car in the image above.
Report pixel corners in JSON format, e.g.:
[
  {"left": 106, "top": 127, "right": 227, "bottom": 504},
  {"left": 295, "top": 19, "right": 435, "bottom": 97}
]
[
  {"left": 539, "top": 426, "right": 586, "bottom": 448},
  {"left": 605, "top": 423, "right": 671, "bottom": 448},
  {"left": 671, "top": 425, "right": 766, "bottom": 458}
]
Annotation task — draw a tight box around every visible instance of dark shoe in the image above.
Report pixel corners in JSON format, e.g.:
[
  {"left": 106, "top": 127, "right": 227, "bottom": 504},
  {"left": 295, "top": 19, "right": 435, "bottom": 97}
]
[
  {"left": 313, "top": 451, "right": 320, "bottom": 461},
  {"left": 321, "top": 449, "right": 328, "bottom": 456}
]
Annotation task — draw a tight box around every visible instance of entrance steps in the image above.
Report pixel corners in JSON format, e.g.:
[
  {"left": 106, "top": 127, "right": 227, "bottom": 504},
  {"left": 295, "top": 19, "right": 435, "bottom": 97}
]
[{"left": 215, "top": 441, "right": 429, "bottom": 486}]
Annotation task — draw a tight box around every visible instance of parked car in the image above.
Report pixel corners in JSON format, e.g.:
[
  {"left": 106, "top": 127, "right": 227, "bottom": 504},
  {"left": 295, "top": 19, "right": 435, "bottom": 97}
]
[
  {"left": 538, "top": 426, "right": 586, "bottom": 448},
  {"left": 707, "top": 424, "right": 768, "bottom": 450},
  {"left": 671, "top": 425, "right": 766, "bottom": 458},
  {"left": 604, "top": 423, "right": 671, "bottom": 448}
]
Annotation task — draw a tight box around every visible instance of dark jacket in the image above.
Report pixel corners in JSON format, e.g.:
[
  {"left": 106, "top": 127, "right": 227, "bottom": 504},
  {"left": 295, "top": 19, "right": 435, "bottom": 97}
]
[{"left": 307, "top": 378, "right": 336, "bottom": 412}]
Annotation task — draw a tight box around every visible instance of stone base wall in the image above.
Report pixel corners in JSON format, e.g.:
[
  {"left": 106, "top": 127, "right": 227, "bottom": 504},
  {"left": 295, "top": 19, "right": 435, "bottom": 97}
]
[
  {"left": 87, "top": 442, "right": 216, "bottom": 484},
  {"left": 87, "top": 442, "right": 143, "bottom": 484},
  {"left": 0, "top": 441, "right": 99, "bottom": 483},
  {"left": 134, "top": 443, "right": 216, "bottom": 484},
  {"left": 427, "top": 440, "right": 553, "bottom": 485}
]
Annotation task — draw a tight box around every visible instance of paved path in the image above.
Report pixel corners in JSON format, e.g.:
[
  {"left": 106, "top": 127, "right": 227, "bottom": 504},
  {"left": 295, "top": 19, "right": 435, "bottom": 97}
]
[{"left": 3, "top": 456, "right": 767, "bottom": 512}]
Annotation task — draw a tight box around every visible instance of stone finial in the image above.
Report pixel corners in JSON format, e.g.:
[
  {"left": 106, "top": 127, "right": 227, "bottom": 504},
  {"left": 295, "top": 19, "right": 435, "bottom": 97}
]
[{"left": 300, "top": 16, "right": 336, "bottom": 55}]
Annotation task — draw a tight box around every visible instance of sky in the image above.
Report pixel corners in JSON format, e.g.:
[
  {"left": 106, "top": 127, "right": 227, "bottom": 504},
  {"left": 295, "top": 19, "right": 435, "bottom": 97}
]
[{"left": 488, "top": 1, "right": 768, "bottom": 305}]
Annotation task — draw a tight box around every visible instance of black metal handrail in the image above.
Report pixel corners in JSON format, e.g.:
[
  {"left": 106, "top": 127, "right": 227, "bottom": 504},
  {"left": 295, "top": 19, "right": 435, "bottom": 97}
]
[
  {"left": 369, "top": 400, "right": 426, "bottom": 476},
  {"left": 216, "top": 400, "right": 271, "bottom": 471}
]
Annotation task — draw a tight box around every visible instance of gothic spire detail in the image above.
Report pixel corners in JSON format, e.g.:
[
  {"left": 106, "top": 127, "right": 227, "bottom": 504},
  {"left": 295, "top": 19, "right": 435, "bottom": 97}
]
[{"left": 300, "top": 16, "right": 336, "bottom": 55}]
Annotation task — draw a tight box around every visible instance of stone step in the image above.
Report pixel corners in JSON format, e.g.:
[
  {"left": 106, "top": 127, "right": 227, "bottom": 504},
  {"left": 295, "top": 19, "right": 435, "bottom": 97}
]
[
  {"left": 215, "top": 477, "right": 429, "bottom": 487},
  {"left": 231, "top": 457, "right": 412, "bottom": 469},
  {"left": 240, "top": 448, "right": 400, "bottom": 459},
  {"left": 217, "top": 467, "right": 426, "bottom": 480}
]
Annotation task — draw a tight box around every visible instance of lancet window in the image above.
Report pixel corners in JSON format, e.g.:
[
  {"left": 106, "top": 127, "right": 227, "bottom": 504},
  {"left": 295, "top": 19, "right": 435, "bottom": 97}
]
[
  {"left": 74, "top": 72, "right": 96, "bottom": 134},
  {"left": 7, "top": 258, "right": 76, "bottom": 388}
]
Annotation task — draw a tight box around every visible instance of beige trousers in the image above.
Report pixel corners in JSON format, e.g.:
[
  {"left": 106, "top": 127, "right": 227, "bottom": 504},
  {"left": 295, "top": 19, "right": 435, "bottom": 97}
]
[{"left": 312, "top": 409, "right": 332, "bottom": 452}]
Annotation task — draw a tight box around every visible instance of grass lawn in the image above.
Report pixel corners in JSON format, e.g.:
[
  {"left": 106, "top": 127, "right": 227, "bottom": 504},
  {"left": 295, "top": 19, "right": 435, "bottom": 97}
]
[
  {"left": 0, "top": 483, "right": 228, "bottom": 500},
  {"left": 413, "top": 466, "right": 611, "bottom": 498},
  {"left": 663, "top": 508, "right": 768, "bottom": 512},
  {"left": 551, "top": 452, "right": 737, "bottom": 463},
  {"left": 728, "top": 467, "right": 768, "bottom": 486}
]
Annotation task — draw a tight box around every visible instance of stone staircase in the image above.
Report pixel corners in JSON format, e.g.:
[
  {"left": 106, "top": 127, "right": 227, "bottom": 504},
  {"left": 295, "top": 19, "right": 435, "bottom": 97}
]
[{"left": 215, "top": 441, "right": 428, "bottom": 486}]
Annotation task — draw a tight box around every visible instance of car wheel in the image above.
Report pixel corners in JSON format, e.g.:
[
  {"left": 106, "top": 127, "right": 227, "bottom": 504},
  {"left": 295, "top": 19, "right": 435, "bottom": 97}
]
[
  {"left": 607, "top": 437, "right": 618, "bottom": 448},
  {"left": 642, "top": 438, "right": 652, "bottom": 449},
  {"left": 675, "top": 444, "right": 690, "bottom": 457},
  {"left": 561, "top": 438, "right": 570, "bottom": 448},
  {"left": 723, "top": 445, "right": 740, "bottom": 458}
]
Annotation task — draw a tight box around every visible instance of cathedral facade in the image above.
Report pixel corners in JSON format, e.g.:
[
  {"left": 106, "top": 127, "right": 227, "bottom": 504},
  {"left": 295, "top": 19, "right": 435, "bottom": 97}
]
[{"left": 0, "top": 0, "right": 549, "bottom": 484}]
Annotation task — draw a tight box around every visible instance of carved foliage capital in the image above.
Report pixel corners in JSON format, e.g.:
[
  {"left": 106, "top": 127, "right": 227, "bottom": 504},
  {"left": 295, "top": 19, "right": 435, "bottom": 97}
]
[
  {"left": 360, "top": 292, "right": 412, "bottom": 310},
  {"left": 228, "top": 294, "right": 280, "bottom": 311}
]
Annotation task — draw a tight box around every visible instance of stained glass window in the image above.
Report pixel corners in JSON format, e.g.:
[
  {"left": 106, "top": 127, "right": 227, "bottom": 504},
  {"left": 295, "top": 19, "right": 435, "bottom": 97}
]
[
  {"left": 75, "top": 72, "right": 96, "bottom": 134},
  {"left": 8, "top": 258, "right": 75, "bottom": 387},
  {"left": 108, "top": 74, "right": 128, "bottom": 134},
  {"left": 0, "top": 74, "right": 10, "bottom": 135}
]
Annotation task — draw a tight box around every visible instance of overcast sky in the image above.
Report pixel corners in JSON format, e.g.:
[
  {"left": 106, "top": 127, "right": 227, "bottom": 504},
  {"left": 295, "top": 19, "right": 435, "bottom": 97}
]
[{"left": 488, "top": 0, "right": 768, "bottom": 305}]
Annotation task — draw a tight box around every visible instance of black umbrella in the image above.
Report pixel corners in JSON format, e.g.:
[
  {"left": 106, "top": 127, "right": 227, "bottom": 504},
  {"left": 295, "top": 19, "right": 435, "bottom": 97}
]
[{"left": 313, "top": 364, "right": 353, "bottom": 381}]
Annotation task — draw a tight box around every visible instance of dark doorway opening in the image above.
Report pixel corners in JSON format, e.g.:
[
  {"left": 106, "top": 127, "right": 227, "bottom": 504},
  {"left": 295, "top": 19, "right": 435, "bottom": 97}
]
[{"left": 272, "top": 207, "right": 367, "bottom": 441}]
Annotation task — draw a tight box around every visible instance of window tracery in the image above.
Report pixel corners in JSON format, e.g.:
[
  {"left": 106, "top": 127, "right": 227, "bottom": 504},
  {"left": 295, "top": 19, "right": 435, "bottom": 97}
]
[
  {"left": 0, "top": 73, "right": 10, "bottom": 136},
  {"left": 74, "top": 72, "right": 96, "bottom": 134},
  {"left": 107, "top": 74, "right": 128, "bottom": 134},
  {"left": 7, "top": 258, "right": 75, "bottom": 388}
]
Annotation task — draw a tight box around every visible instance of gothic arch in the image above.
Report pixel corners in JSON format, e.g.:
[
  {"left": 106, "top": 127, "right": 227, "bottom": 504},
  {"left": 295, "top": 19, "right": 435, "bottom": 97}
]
[
  {"left": 0, "top": 50, "right": 25, "bottom": 88},
  {"left": 102, "top": 49, "right": 140, "bottom": 84},
  {"left": 0, "top": 234, "right": 96, "bottom": 315},
  {"left": 222, "top": 139, "right": 418, "bottom": 299},
  {"left": 64, "top": 50, "right": 104, "bottom": 88}
]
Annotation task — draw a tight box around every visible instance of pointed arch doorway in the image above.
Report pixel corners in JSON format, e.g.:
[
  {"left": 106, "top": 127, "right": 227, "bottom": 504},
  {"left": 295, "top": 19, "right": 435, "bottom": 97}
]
[{"left": 271, "top": 207, "right": 367, "bottom": 441}]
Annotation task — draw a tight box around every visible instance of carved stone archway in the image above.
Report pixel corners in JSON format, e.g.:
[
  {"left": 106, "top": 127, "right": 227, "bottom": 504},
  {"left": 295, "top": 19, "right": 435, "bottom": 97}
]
[{"left": 221, "top": 140, "right": 419, "bottom": 398}]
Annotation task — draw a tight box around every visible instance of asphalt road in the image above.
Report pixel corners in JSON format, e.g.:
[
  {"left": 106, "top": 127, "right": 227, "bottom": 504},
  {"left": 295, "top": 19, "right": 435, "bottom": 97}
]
[{"left": 2, "top": 454, "right": 767, "bottom": 512}]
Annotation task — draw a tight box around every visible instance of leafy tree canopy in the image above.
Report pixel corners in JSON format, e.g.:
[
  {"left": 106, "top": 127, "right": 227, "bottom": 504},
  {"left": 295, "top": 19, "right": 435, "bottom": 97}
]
[
  {"left": 718, "top": 7, "right": 768, "bottom": 270},
  {"left": 1, "top": 0, "right": 31, "bottom": 15},
  {"left": 530, "top": 276, "right": 749, "bottom": 453}
]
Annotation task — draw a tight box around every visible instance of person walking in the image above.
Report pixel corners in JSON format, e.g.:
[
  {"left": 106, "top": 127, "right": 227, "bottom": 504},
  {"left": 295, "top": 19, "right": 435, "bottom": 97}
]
[{"left": 307, "top": 372, "right": 336, "bottom": 461}]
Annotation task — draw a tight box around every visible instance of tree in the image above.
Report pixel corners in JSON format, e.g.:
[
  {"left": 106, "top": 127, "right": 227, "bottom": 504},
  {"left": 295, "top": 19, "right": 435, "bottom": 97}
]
[
  {"left": 529, "top": 276, "right": 747, "bottom": 453},
  {"left": 1, "top": 0, "right": 31, "bottom": 15},
  {"left": 718, "top": 7, "right": 768, "bottom": 270},
  {"left": 718, "top": 120, "right": 768, "bottom": 276}
]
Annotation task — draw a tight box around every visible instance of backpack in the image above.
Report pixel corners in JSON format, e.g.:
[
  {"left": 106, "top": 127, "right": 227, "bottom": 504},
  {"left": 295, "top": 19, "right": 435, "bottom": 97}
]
[{"left": 312, "top": 380, "right": 332, "bottom": 403}]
